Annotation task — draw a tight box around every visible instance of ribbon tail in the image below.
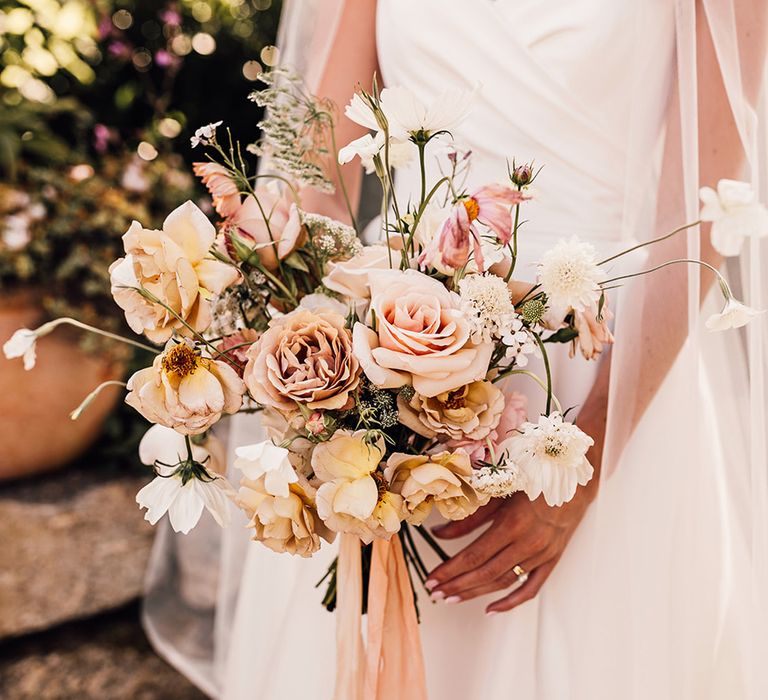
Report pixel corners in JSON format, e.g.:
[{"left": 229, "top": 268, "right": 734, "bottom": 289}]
[
  {"left": 364, "top": 536, "right": 428, "bottom": 700},
  {"left": 334, "top": 533, "right": 365, "bottom": 700}
]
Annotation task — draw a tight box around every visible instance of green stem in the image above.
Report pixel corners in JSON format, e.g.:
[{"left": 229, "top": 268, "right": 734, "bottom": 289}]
[
  {"left": 601, "top": 257, "right": 729, "bottom": 296},
  {"left": 505, "top": 189, "right": 523, "bottom": 282},
  {"left": 533, "top": 332, "right": 554, "bottom": 415},
  {"left": 36, "top": 317, "right": 157, "bottom": 354},
  {"left": 492, "top": 368, "right": 563, "bottom": 413},
  {"left": 415, "top": 524, "right": 450, "bottom": 563},
  {"left": 598, "top": 220, "right": 702, "bottom": 266}
]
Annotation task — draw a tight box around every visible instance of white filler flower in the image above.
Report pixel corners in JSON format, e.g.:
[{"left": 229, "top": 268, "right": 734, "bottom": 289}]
[
  {"left": 506, "top": 413, "right": 594, "bottom": 507},
  {"left": 537, "top": 237, "right": 604, "bottom": 322},
  {"left": 190, "top": 120, "right": 223, "bottom": 148},
  {"left": 706, "top": 297, "right": 762, "bottom": 332},
  {"left": 470, "top": 463, "right": 526, "bottom": 499},
  {"left": 137, "top": 425, "right": 234, "bottom": 534},
  {"left": 234, "top": 441, "right": 298, "bottom": 497},
  {"left": 459, "top": 273, "right": 517, "bottom": 343},
  {"left": 700, "top": 179, "right": 768, "bottom": 257}
]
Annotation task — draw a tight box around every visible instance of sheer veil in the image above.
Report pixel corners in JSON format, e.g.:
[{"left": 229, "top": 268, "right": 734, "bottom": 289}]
[{"left": 141, "top": 2, "right": 768, "bottom": 697}]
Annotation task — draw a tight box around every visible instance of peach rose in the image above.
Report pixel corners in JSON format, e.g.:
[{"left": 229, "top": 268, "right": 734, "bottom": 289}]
[
  {"left": 110, "top": 201, "right": 239, "bottom": 343},
  {"left": 228, "top": 184, "right": 305, "bottom": 270},
  {"left": 126, "top": 340, "right": 245, "bottom": 435},
  {"left": 397, "top": 380, "right": 504, "bottom": 440},
  {"left": 352, "top": 269, "right": 492, "bottom": 397},
  {"left": 384, "top": 450, "right": 489, "bottom": 524},
  {"left": 322, "top": 244, "right": 391, "bottom": 302},
  {"left": 243, "top": 309, "right": 361, "bottom": 411},
  {"left": 237, "top": 472, "right": 331, "bottom": 557}
]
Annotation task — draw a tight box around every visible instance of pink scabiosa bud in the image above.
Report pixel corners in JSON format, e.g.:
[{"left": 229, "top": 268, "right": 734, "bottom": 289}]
[{"left": 306, "top": 411, "right": 326, "bottom": 436}]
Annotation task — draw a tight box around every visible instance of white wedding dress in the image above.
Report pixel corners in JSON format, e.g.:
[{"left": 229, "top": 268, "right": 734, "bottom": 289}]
[{"left": 143, "top": 2, "right": 761, "bottom": 698}]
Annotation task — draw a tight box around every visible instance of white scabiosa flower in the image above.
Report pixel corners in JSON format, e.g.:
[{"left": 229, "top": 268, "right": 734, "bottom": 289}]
[
  {"left": 505, "top": 413, "right": 594, "bottom": 507},
  {"left": 705, "top": 297, "right": 762, "bottom": 331},
  {"left": 458, "top": 273, "right": 517, "bottom": 343},
  {"left": 537, "top": 237, "right": 604, "bottom": 322},
  {"left": 234, "top": 441, "right": 298, "bottom": 497},
  {"left": 700, "top": 179, "right": 768, "bottom": 257},
  {"left": 3, "top": 328, "right": 39, "bottom": 370},
  {"left": 470, "top": 463, "right": 526, "bottom": 499}
]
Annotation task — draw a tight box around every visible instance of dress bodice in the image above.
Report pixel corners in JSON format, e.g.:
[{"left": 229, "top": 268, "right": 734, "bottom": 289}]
[{"left": 376, "top": 0, "right": 676, "bottom": 257}]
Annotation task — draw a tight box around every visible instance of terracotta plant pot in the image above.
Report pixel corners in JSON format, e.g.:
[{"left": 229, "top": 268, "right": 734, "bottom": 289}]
[{"left": 0, "top": 290, "right": 124, "bottom": 481}]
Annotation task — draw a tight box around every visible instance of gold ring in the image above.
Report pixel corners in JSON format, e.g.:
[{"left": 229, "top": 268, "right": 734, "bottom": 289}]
[{"left": 512, "top": 565, "right": 526, "bottom": 577}]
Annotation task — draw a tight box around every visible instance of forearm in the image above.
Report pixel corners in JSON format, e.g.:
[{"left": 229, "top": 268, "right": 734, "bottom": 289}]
[{"left": 299, "top": 0, "right": 379, "bottom": 222}]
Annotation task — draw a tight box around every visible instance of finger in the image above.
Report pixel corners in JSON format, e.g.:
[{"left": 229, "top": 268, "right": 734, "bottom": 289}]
[
  {"left": 431, "top": 499, "right": 504, "bottom": 540},
  {"left": 433, "top": 543, "right": 552, "bottom": 602},
  {"left": 485, "top": 559, "right": 558, "bottom": 614},
  {"left": 426, "top": 523, "right": 509, "bottom": 590}
]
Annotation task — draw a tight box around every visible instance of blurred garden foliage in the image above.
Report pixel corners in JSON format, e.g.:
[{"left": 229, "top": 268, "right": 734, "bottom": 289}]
[{"left": 0, "top": 0, "right": 282, "bottom": 323}]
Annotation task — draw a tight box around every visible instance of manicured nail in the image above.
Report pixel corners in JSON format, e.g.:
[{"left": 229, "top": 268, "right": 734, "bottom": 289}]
[
  {"left": 486, "top": 610, "right": 498, "bottom": 618},
  {"left": 445, "top": 595, "right": 461, "bottom": 604},
  {"left": 430, "top": 590, "right": 445, "bottom": 601},
  {"left": 424, "top": 579, "right": 438, "bottom": 591}
]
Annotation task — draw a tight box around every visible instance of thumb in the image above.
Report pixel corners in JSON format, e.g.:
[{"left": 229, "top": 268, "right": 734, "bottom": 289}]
[{"left": 432, "top": 499, "right": 503, "bottom": 539}]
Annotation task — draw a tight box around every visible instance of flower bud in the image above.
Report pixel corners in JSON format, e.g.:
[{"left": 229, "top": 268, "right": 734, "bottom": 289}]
[
  {"left": 521, "top": 298, "right": 545, "bottom": 325},
  {"left": 511, "top": 163, "right": 533, "bottom": 187}
]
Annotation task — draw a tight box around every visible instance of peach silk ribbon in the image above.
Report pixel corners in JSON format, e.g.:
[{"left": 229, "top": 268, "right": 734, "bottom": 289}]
[{"left": 334, "top": 534, "right": 428, "bottom": 700}]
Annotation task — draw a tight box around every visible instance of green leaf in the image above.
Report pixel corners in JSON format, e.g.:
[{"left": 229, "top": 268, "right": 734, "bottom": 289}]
[
  {"left": 283, "top": 252, "right": 310, "bottom": 272},
  {"left": 543, "top": 326, "right": 579, "bottom": 344}
]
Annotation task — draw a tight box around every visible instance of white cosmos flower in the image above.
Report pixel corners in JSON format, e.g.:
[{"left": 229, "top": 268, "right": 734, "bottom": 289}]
[
  {"left": 137, "top": 424, "right": 233, "bottom": 534},
  {"left": 380, "top": 85, "right": 477, "bottom": 137},
  {"left": 705, "top": 296, "right": 763, "bottom": 331},
  {"left": 190, "top": 120, "right": 223, "bottom": 148},
  {"left": 700, "top": 179, "right": 768, "bottom": 256},
  {"left": 343, "top": 93, "right": 380, "bottom": 131},
  {"left": 537, "top": 237, "right": 604, "bottom": 322},
  {"left": 338, "top": 131, "right": 414, "bottom": 172},
  {"left": 139, "top": 424, "right": 226, "bottom": 474},
  {"left": 505, "top": 413, "right": 594, "bottom": 507},
  {"left": 234, "top": 441, "right": 298, "bottom": 497},
  {"left": 136, "top": 467, "right": 235, "bottom": 534},
  {"left": 3, "top": 328, "right": 39, "bottom": 370}
]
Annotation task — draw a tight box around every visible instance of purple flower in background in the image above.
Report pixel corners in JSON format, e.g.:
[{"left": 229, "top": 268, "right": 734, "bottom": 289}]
[
  {"left": 108, "top": 41, "right": 132, "bottom": 59},
  {"left": 159, "top": 7, "right": 182, "bottom": 27},
  {"left": 155, "top": 50, "right": 178, "bottom": 69},
  {"left": 93, "top": 124, "right": 112, "bottom": 153}
]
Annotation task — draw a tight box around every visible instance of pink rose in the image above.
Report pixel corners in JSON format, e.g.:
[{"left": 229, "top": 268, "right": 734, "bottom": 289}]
[
  {"left": 227, "top": 184, "right": 305, "bottom": 271},
  {"left": 449, "top": 389, "right": 528, "bottom": 465},
  {"left": 352, "top": 269, "right": 492, "bottom": 397},
  {"left": 217, "top": 328, "right": 260, "bottom": 377}
]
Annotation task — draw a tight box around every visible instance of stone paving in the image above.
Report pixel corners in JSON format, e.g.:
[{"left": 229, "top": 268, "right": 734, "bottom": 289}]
[{"left": 0, "top": 463, "right": 208, "bottom": 699}]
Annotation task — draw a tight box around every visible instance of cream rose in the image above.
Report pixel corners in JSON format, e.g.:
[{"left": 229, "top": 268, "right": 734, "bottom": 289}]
[
  {"left": 397, "top": 380, "right": 504, "bottom": 440},
  {"left": 312, "top": 431, "right": 404, "bottom": 543},
  {"left": 244, "top": 309, "right": 361, "bottom": 411},
  {"left": 110, "top": 201, "right": 239, "bottom": 343},
  {"left": 384, "top": 450, "right": 489, "bottom": 524},
  {"left": 352, "top": 269, "right": 492, "bottom": 397},
  {"left": 237, "top": 473, "right": 331, "bottom": 557},
  {"left": 126, "top": 340, "right": 245, "bottom": 435}
]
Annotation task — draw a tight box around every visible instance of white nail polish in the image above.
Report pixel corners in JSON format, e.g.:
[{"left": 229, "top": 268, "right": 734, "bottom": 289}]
[
  {"left": 486, "top": 610, "right": 498, "bottom": 618},
  {"left": 430, "top": 590, "right": 445, "bottom": 601},
  {"left": 424, "top": 579, "right": 438, "bottom": 591},
  {"left": 445, "top": 595, "right": 461, "bottom": 604}
]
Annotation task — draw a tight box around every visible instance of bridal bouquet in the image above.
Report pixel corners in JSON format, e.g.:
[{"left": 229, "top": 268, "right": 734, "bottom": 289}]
[{"left": 5, "top": 67, "right": 765, "bottom": 695}]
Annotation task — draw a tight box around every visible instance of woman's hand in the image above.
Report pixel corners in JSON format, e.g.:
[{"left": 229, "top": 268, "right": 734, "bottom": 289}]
[
  {"left": 425, "top": 478, "right": 597, "bottom": 615},
  {"left": 425, "top": 369, "right": 609, "bottom": 615}
]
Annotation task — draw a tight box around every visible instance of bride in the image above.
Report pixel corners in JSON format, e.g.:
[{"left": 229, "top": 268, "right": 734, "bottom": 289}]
[{"left": 142, "top": 1, "right": 768, "bottom": 698}]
